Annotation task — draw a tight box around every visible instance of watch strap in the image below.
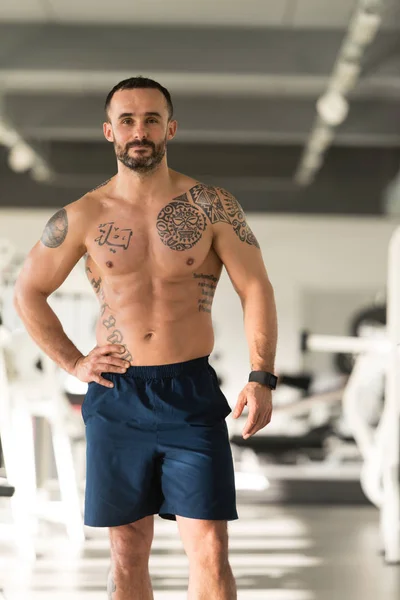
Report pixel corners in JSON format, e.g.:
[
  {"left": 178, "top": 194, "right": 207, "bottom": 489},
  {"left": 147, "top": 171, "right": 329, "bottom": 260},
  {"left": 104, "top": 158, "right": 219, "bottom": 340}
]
[{"left": 248, "top": 370, "right": 278, "bottom": 390}]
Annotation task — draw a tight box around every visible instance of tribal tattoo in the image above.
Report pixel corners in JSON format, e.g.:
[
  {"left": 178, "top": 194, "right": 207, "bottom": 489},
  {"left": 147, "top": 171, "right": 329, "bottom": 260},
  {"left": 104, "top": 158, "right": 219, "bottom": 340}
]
[
  {"left": 217, "top": 187, "right": 260, "bottom": 248},
  {"left": 95, "top": 222, "right": 133, "bottom": 254},
  {"left": 89, "top": 178, "right": 112, "bottom": 193},
  {"left": 156, "top": 199, "right": 207, "bottom": 251},
  {"left": 156, "top": 184, "right": 259, "bottom": 250},
  {"left": 41, "top": 208, "right": 68, "bottom": 248},
  {"left": 193, "top": 272, "right": 218, "bottom": 314}
]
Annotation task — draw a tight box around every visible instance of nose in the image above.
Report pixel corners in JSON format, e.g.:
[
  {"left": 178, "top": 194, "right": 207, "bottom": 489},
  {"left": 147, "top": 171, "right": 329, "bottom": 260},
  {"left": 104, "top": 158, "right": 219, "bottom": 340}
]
[{"left": 133, "top": 124, "right": 148, "bottom": 141}]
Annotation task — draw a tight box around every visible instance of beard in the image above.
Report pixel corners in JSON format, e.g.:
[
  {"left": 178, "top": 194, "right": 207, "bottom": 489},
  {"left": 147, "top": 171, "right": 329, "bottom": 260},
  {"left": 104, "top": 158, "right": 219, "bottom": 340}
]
[{"left": 114, "top": 137, "right": 167, "bottom": 174}]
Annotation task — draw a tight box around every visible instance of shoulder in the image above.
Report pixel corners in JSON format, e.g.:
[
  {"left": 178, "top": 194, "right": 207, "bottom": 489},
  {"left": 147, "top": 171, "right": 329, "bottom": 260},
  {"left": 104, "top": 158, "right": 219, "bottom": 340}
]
[{"left": 181, "top": 182, "right": 243, "bottom": 225}]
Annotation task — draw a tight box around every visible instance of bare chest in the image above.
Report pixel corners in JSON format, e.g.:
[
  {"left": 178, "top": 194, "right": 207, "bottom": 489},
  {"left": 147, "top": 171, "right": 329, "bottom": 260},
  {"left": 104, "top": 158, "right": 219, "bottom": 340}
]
[{"left": 85, "top": 198, "right": 214, "bottom": 278}]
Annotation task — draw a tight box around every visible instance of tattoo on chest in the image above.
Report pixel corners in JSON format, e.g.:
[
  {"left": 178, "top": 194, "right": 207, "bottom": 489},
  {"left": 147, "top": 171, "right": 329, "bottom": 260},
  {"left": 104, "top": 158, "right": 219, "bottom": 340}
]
[
  {"left": 156, "top": 184, "right": 259, "bottom": 251},
  {"left": 156, "top": 200, "right": 207, "bottom": 251},
  {"left": 95, "top": 222, "right": 133, "bottom": 254},
  {"left": 193, "top": 272, "right": 218, "bottom": 313},
  {"left": 41, "top": 208, "right": 68, "bottom": 248}
]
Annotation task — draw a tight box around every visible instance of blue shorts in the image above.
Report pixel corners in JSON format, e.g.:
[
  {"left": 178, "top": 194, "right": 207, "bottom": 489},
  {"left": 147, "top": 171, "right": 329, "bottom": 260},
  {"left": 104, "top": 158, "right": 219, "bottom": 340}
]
[{"left": 82, "top": 356, "right": 238, "bottom": 527}]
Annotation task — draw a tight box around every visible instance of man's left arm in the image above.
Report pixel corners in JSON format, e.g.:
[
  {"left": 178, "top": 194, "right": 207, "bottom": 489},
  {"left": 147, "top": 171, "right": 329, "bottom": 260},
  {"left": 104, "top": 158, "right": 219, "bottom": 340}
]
[{"left": 211, "top": 187, "right": 278, "bottom": 439}]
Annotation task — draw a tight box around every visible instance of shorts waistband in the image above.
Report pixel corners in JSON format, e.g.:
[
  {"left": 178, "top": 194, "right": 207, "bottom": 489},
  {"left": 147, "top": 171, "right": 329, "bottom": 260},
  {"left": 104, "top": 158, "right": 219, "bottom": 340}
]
[{"left": 125, "top": 355, "right": 210, "bottom": 379}]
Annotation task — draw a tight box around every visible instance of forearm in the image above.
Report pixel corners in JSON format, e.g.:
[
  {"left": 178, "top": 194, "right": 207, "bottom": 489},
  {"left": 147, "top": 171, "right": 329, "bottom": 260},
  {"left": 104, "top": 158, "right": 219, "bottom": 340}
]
[
  {"left": 241, "top": 280, "right": 278, "bottom": 372},
  {"left": 14, "top": 290, "right": 84, "bottom": 374}
]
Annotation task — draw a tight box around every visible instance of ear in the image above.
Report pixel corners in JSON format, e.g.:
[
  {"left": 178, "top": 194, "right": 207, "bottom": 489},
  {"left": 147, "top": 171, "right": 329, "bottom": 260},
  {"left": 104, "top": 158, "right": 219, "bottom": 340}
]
[
  {"left": 103, "top": 121, "right": 114, "bottom": 143},
  {"left": 167, "top": 119, "right": 178, "bottom": 141}
]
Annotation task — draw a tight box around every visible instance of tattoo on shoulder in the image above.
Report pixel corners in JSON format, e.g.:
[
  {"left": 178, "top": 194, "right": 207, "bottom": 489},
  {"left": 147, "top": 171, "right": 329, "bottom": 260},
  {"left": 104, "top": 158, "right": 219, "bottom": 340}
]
[
  {"left": 190, "top": 184, "right": 231, "bottom": 225},
  {"left": 217, "top": 188, "right": 260, "bottom": 248},
  {"left": 89, "top": 178, "right": 112, "bottom": 193},
  {"left": 155, "top": 183, "right": 259, "bottom": 251},
  {"left": 41, "top": 208, "right": 68, "bottom": 248}
]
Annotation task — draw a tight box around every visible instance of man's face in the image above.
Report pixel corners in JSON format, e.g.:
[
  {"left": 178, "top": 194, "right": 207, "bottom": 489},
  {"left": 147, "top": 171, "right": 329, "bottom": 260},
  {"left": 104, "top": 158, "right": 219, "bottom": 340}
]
[{"left": 103, "top": 88, "right": 176, "bottom": 174}]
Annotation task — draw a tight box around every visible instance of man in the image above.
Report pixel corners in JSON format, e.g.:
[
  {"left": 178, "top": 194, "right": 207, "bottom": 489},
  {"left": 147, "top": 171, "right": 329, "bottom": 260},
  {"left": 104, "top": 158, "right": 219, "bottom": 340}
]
[{"left": 14, "top": 77, "right": 277, "bottom": 600}]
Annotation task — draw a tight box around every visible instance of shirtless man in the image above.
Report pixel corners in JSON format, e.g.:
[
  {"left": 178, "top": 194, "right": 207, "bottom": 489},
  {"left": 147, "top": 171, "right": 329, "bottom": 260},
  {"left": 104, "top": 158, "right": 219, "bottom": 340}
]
[{"left": 14, "top": 77, "right": 277, "bottom": 600}]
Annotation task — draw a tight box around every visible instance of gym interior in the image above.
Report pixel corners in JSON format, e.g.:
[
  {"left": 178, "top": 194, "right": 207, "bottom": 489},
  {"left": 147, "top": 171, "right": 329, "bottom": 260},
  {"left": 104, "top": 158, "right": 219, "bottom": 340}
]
[{"left": 1, "top": 1, "right": 400, "bottom": 598}]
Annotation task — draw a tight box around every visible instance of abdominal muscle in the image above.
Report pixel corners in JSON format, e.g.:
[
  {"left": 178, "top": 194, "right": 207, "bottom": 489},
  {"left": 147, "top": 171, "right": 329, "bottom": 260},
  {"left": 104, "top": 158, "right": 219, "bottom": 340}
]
[{"left": 94, "top": 281, "right": 216, "bottom": 366}]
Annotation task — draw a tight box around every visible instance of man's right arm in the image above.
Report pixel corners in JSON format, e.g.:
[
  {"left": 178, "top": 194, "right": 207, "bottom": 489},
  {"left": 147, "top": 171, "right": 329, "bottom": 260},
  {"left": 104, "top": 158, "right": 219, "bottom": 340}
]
[
  {"left": 13, "top": 202, "right": 129, "bottom": 387},
  {"left": 13, "top": 203, "right": 89, "bottom": 374}
]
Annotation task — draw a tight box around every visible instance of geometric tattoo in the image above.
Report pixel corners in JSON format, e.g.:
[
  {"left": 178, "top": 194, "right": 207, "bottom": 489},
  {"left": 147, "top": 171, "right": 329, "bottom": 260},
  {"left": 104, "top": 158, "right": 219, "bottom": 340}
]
[
  {"left": 190, "top": 184, "right": 230, "bottom": 225},
  {"left": 217, "top": 188, "right": 260, "bottom": 248},
  {"left": 40, "top": 208, "right": 68, "bottom": 248},
  {"left": 156, "top": 184, "right": 260, "bottom": 251},
  {"left": 156, "top": 199, "right": 207, "bottom": 251}
]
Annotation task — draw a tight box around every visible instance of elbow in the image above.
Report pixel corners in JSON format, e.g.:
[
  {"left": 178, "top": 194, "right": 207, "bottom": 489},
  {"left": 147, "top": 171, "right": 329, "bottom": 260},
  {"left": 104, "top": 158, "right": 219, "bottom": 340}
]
[{"left": 13, "top": 280, "right": 47, "bottom": 316}]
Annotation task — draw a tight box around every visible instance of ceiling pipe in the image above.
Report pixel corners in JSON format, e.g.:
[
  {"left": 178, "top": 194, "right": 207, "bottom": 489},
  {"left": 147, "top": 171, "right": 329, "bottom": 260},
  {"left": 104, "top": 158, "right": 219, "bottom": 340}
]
[{"left": 294, "top": 0, "right": 386, "bottom": 186}]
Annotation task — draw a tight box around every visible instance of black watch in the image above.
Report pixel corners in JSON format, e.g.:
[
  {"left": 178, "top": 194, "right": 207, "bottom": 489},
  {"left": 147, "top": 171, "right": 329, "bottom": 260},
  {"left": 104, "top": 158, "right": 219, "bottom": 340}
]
[{"left": 248, "top": 371, "right": 278, "bottom": 390}]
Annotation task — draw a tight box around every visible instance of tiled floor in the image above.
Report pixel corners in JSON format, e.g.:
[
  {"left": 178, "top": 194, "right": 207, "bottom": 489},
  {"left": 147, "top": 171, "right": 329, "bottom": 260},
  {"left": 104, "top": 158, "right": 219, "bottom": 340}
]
[{"left": 0, "top": 498, "right": 399, "bottom": 600}]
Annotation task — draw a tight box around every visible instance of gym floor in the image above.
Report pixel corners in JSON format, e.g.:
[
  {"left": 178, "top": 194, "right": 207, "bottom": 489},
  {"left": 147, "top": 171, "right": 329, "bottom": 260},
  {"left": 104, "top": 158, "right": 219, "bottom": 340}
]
[{"left": 0, "top": 495, "right": 399, "bottom": 600}]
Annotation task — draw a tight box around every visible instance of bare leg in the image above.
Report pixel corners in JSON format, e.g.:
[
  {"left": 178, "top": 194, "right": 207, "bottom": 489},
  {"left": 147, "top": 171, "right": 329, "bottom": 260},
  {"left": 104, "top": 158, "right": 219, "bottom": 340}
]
[
  {"left": 177, "top": 517, "right": 237, "bottom": 600},
  {"left": 108, "top": 515, "right": 154, "bottom": 600}
]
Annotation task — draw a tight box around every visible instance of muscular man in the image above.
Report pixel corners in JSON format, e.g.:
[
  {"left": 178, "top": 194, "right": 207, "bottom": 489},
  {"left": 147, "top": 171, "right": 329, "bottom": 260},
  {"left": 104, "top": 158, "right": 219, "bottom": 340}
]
[{"left": 14, "top": 77, "right": 277, "bottom": 600}]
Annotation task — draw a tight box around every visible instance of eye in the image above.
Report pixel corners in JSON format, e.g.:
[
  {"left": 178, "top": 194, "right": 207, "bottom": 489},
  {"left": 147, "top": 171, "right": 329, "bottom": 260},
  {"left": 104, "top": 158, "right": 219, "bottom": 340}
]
[
  {"left": 147, "top": 118, "right": 158, "bottom": 124},
  {"left": 122, "top": 119, "right": 132, "bottom": 125}
]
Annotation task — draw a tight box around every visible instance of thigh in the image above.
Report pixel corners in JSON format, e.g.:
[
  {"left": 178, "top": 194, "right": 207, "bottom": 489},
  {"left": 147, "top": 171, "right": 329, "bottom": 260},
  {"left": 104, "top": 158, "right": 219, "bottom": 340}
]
[{"left": 158, "top": 421, "right": 238, "bottom": 521}]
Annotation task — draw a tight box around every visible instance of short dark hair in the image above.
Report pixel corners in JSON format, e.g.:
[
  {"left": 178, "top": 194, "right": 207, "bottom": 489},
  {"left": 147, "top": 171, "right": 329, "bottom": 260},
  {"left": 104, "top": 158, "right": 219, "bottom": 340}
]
[{"left": 105, "top": 76, "right": 174, "bottom": 120}]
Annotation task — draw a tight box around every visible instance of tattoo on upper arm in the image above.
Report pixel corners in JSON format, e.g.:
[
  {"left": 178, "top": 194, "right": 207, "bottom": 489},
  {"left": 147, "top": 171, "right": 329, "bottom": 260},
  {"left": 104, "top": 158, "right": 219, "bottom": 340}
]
[
  {"left": 156, "top": 199, "right": 207, "bottom": 250},
  {"left": 193, "top": 272, "right": 218, "bottom": 313},
  {"left": 41, "top": 208, "right": 68, "bottom": 248},
  {"left": 217, "top": 188, "right": 260, "bottom": 248}
]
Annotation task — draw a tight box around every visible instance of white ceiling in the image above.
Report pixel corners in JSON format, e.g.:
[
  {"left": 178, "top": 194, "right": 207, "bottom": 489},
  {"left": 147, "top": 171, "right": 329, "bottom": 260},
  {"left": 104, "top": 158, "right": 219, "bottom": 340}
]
[
  {"left": 0, "top": 0, "right": 398, "bottom": 29},
  {"left": 0, "top": 0, "right": 366, "bottom": 28}
]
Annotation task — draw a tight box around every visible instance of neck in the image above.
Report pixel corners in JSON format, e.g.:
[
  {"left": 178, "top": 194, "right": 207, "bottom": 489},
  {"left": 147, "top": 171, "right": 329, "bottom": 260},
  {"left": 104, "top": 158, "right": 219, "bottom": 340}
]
[{"left": 114, "top": 158, "right": 172, "bottom": 202}]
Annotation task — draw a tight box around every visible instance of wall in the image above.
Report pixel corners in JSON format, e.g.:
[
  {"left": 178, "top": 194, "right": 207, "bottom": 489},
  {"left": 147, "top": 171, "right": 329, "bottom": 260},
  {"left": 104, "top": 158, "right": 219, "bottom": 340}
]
[{"left": 0, "top": 208, "right": 397, "bottom": 404}]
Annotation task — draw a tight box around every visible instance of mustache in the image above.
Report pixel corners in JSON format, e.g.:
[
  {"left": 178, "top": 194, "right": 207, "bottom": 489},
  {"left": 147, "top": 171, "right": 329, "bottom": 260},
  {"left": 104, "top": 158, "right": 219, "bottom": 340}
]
[{"left": 125, "top": 140, "right": 155, "bottom": 150}]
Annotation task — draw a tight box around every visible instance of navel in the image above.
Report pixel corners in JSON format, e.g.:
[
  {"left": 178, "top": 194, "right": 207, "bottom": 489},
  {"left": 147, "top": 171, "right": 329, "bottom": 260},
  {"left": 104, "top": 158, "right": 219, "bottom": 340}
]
[
  {"left": 106, "top": 261, "right": 113, "bottom": 268},
  {"left": 186, "top": 258, "right": 195, "bottom": 266}
]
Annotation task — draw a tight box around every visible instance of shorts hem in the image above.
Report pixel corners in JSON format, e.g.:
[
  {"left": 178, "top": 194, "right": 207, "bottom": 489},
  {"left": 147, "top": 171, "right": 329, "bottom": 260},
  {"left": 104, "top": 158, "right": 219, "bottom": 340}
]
[
  {"left": 84, "top": 509, "right": 158, "bottom": 528},
  {"left": 160, "top": 509, "right": 239, "bottom": 522}
]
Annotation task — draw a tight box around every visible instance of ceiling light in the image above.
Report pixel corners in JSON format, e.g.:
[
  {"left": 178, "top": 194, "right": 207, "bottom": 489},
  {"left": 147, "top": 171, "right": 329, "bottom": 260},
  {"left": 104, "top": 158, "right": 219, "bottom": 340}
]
[
  {"left": 8, "top": 142, "right": 35, "bottom": 173},
  {"left": 317, "top": 91, "right": 349, "bottom": 127},
  {"left": 349, "top": 11, "right": 382, "bottom": 46}
]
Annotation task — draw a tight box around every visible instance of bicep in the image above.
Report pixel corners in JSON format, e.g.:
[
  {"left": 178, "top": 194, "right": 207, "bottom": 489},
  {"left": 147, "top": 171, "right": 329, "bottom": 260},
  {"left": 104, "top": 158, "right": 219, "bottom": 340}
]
[
  {"left": 15, "top": 207, "right": 86, "bottom": 298},
  {"left": 212, "top": 188, "right": 269, "bottom": 294}
]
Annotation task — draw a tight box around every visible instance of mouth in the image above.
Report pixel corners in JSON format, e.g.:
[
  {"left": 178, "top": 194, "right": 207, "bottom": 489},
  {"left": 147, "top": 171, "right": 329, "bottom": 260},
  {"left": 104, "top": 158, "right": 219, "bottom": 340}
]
[{"left": 130, "top": 145, "right": 150, "bottom": 150}]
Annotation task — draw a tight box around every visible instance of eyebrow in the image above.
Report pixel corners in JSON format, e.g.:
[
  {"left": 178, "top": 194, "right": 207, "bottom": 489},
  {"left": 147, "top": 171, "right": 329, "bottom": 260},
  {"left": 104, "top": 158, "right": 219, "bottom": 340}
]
[{"left": 118, "top": 112, "right": 162, "bottom": 119}]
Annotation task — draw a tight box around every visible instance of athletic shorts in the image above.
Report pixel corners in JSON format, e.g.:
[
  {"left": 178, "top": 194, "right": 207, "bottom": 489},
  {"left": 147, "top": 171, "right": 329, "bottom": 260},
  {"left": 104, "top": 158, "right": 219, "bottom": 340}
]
[{"left": 81, "top": 356, "right": 238, "bottom": 527}]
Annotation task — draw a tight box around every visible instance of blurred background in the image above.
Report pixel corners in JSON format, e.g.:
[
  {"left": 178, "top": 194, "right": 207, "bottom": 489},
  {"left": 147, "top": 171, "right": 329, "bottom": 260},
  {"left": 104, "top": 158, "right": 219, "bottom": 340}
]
[{"left": 0, "top": 1, "right": 400, "bottom": 599}]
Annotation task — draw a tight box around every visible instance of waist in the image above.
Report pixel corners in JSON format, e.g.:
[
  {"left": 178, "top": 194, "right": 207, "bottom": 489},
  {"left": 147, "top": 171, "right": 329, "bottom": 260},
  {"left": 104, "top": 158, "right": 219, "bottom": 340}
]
[{"left": 124, "top": 355, "right": 210, "bottom": 379}]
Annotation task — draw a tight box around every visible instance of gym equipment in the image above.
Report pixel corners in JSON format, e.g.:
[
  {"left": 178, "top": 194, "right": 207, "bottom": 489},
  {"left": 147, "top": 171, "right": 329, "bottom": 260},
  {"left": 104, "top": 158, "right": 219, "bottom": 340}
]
[{"left": 301, "top": 227, "right": 400, "bottom": 564}]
